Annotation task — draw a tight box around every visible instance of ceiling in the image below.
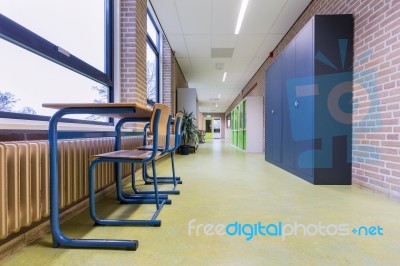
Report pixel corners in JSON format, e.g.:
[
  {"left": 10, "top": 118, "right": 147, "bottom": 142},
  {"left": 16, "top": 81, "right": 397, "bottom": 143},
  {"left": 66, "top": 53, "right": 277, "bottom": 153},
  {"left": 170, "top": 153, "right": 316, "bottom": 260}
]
[{"left": 149, "top": 0, "right": 312, "bottom": 113}]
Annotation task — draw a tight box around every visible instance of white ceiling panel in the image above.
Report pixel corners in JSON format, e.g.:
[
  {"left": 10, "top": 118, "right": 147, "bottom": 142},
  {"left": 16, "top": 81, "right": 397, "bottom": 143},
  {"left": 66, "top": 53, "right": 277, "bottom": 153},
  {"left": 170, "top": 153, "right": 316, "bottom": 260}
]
[
  {"left": 269, "top": 0, "right": 311, "bottom": 34},
  {"left": 240, "top": 0, "right": 287, "bottom": 34},
  {"left": 189, "top": 58, "right": 219, "bottom": 73},
  {"left": 167, "top": 35, "right": 188, "bottom": 58},
  {"left": 255, "top": 33, "right": 285, "bottom": 57},
  {"left": 239, "top": 71, "right": 255, "bottom": 83},
  {"left": 233, "top": 34, "right": 265, "bottom": 58},
  {"left": 184, "top": 35, "right": 211, "bottom": 58},
  {"left": 224, "top": 58, "right": 252, "bottom": 72},
  {"left": 150, "top": 0, "right": 182, "bottom": 35},
  {"left": 211, "top": 34, "right": 237, "bottom": 48},
  {"left": 150, "top": 0, "right": 312, "bottom": 113},
  {"left": 211, "top": 0, "right": 241, "bottom": 34},
  {"left": 176, "top": 57, "right": 192, "bottom": 72},
  {"left": 175, "top": 0, "right": 212, "bottom": 35},
  {"left": 246, "top": 57, "right": 267, "bottom": 73}
]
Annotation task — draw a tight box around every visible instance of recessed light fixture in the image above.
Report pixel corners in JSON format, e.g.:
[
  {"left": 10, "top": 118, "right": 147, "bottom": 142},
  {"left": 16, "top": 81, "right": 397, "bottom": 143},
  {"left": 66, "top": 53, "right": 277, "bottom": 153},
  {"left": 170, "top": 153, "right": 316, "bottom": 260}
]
[
  {"left": 222, "top": 72, "right": 227, "bottom": 82},
  {"left": 235, "top": 0, "right": 249, "bottom": 34}
]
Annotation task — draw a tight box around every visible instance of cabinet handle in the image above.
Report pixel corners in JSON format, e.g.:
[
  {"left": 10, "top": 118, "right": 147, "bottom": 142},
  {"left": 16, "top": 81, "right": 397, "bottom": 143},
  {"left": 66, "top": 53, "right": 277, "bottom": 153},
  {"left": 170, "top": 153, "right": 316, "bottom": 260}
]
[
  {"left": 271, "top": 109, "right": 275, "bottom": 115},
  {"left": 294, "top": 100, "right": 299, "bottom": 108}
]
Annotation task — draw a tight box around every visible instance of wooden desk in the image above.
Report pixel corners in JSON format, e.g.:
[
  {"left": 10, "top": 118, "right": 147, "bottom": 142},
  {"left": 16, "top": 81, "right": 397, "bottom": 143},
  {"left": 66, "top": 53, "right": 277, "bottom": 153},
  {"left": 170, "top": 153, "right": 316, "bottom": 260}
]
[
  {"left": 43, "top": 102, "right": 153, "bottom": 251},
  {"left": 43, "top": 102, "right": 152, "bottom": 118}
]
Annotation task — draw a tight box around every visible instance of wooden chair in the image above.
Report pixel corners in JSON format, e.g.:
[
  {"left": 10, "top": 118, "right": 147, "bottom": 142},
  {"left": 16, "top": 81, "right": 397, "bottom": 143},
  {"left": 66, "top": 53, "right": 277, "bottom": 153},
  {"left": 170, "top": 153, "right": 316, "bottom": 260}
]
[
  {"left": 138, "top": 112, "right": 184, "bottom": 193},
  {"left": 88, "top": 103, "right": 170, "bottom": 227}
]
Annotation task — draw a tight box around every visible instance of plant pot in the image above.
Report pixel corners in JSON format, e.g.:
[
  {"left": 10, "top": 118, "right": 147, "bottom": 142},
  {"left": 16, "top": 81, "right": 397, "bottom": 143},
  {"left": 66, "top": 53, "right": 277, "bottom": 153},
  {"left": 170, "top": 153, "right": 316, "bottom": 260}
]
[{"left": 180, "top": 145, "right": 190, "bottom": 155}]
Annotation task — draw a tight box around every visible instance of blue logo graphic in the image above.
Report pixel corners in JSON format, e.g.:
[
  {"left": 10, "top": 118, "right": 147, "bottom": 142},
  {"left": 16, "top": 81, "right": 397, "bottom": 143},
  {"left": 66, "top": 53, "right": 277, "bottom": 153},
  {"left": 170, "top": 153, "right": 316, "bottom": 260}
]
[{"left": 286, "top": 40, "right": 381, "bottom": 168}]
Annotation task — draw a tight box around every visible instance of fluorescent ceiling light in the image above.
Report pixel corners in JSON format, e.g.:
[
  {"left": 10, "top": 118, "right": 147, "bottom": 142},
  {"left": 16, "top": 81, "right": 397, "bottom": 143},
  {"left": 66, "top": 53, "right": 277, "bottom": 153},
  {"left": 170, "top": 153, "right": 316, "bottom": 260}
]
[
  {"left": 222, "top": 72, "right": 227, "bottom": 82},
  {"left": 235, "top": 0, "right": 249, "bottom": 34}
]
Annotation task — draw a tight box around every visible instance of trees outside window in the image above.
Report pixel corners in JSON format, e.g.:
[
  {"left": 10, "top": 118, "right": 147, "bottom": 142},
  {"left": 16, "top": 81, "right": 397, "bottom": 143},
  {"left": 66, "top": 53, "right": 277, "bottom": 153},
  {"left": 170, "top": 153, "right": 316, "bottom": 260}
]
[
  {"left": 146, "top": 11, "right": 160, "bottom": 106},
  {"left": 0, "top": 0, "right": 112, "bottom": 123}
]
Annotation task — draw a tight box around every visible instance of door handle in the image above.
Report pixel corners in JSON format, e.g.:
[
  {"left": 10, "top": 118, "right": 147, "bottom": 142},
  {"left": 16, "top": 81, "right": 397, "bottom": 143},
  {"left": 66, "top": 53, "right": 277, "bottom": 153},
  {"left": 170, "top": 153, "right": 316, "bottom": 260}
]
[
  {"left": 294, "top": 100, "right": 299, "bottom": 108},
  {"left": 271, "top": 109, "right": 275, "bottom": 115}
]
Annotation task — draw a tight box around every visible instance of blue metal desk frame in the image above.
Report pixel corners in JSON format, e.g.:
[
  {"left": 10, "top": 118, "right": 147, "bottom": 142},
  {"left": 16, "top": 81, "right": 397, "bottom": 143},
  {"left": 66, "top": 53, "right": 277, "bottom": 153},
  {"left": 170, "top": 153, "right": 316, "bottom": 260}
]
[{"left": 47, "top": 104, "right": 153, "bottom": 251}]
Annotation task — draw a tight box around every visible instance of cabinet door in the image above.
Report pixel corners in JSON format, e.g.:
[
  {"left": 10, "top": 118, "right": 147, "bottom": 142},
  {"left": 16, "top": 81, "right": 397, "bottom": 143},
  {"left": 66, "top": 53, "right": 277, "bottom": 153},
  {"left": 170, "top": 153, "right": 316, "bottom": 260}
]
[
  {"left": 292, "top": 19, "right": 314, "bottom": 177},
  {"left": 265, "top": 56, "right": 283, "bottom": 164},
  {"left": 282, "top": 42, "right": 296, "bottom": 169}
]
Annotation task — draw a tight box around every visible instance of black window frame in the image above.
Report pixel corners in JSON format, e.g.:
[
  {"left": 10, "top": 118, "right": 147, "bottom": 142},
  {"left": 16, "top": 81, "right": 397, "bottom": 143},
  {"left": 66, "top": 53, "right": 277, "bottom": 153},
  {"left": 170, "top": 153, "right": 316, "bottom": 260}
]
[
  {"left": 146, "top": 9, "right": 160, "bottom": 107},
  {"left": 0, "top": 0, "right": 114, "bottom": 125}
]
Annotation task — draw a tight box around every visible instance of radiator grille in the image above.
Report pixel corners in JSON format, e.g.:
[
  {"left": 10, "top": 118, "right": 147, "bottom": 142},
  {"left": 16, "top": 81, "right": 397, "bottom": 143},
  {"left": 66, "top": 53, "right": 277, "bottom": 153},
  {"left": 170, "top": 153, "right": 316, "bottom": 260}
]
[{"left": 0, "top": 136, "right": 142, "bottom": 240}]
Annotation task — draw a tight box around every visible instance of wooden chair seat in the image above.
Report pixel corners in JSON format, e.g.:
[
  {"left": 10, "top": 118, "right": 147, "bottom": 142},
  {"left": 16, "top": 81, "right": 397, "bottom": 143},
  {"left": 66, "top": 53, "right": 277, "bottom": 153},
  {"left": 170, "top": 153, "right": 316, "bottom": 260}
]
[
  {"left": 137, "top": 145, "right": 166, "bottom": 151},
  {"left": 93, "top": 149, "right": 161, "bottom": 160}
]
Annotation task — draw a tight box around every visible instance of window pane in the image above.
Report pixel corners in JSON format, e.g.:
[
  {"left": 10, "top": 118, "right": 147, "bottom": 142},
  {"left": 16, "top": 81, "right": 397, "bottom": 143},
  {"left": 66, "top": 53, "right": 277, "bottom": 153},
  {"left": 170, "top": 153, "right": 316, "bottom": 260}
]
[
  {"left": 0, "top": 0, "right": 105, "bottom": 72},
  {"left": 0, "top": 39, "right": 108, "bottom": 121},
  {"left": 147, "top": 14, "right": 158, "bottom": 46},
  {"left": 146, "top": 44, "right": 157, "bottom": 106}
]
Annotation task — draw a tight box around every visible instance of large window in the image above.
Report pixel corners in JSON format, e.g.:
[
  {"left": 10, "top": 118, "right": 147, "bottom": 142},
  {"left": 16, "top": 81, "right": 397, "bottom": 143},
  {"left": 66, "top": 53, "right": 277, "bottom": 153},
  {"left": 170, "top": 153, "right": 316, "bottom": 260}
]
[
  {"left": 146, "top": 11, "right": 160, "bottom": 106},
  {"left": 0, "top": 0, "right": 113, "bottom": 122}
]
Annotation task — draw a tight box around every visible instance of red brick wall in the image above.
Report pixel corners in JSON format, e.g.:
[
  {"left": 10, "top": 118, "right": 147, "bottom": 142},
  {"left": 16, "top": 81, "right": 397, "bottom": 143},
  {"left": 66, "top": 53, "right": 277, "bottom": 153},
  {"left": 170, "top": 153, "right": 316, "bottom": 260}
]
[
  {"left": 162, "top": 34, "right": 173, "bottom": 113},
  {"left": 162, "top": 36, "right": 187, "bottom": 115},
  {"left": 120, "top": 0, "right": 186, "bottom": 122},
  {"left": 120, "top": 0, "right": 147, "bottom": 106},
  {"left": 225, "top": 0, "right": 400, "bottom": 201}
]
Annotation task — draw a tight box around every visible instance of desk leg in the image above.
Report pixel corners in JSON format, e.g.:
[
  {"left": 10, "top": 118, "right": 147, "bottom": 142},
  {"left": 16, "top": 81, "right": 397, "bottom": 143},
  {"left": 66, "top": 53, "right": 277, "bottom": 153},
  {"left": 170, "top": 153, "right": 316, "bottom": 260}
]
[{"left": 48, "top": 109, "right": 138, "bottom": 250}]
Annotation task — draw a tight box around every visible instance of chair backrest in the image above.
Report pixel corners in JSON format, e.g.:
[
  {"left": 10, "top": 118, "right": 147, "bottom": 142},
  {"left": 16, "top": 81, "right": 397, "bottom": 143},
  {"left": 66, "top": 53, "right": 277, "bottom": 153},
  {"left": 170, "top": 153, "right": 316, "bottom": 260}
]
[
  {"left": 173, "top": 112, "right": 184, "bottom": 148},
  {"left": 150, "top": 103, "right": 170, "bottom": 146},
  {"left": 175, "top": 112, "right": 184, "bottom": 136}
]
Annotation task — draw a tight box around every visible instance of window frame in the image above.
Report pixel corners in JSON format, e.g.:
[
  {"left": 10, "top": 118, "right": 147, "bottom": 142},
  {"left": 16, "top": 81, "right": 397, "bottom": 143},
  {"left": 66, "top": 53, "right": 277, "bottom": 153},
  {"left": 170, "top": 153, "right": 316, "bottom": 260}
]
[
  {"left": 146, "top": 9, "right": 160, "bottom": 106},
  {"left": 0, "top": 0, "right": 114, "bottom": 125}
]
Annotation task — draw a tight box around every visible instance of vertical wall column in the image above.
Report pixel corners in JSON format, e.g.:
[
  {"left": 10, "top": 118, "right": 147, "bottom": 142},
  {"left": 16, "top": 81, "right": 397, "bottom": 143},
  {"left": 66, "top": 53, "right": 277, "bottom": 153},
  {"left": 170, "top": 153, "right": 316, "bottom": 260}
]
[{"left": 120, "top": 0, "right": 147, "bottom": 106}]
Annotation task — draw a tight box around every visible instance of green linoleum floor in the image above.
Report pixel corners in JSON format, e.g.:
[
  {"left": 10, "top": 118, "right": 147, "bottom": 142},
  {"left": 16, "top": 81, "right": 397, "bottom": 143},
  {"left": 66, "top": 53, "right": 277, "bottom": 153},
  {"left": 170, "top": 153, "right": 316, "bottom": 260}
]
[{"left": 2, "top": 139, "right": 400, "bottom": 265}]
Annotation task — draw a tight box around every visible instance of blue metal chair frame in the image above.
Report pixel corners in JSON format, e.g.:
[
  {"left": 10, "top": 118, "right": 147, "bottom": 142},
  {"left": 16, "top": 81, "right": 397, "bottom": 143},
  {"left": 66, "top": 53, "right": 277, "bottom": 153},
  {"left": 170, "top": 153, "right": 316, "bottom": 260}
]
[
  {"left": 141, "top": 113, "right": 183, "bottom": 187},
  {"left": 132, "top": 115, "right": 180, "bottom": 195},
  {"left": 141, "top": 123, "right": 182, "bottom": 184},
  {"left": 113, "top": 117, "right": 170, "bottom": 203},
  {"left": 48, "top": 106, "right": 146, "bottom": 250},
  {"left": 89, "top": 108, "right": 168, "bottom": 227}
]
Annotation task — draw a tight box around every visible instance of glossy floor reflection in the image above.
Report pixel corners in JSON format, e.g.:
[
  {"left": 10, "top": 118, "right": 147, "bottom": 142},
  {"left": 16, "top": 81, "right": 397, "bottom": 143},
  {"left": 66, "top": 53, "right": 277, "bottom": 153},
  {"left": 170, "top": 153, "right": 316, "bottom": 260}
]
[{"left": 3, "top": 139, "right": 400, "bottom": 265}]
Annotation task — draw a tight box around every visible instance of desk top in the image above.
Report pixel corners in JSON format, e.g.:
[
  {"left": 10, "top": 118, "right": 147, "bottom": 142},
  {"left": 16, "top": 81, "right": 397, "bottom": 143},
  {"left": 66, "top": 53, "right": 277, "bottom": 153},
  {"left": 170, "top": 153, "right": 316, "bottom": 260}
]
[{"left": 42, "top": 102, "right": 153, "bottom": 119}]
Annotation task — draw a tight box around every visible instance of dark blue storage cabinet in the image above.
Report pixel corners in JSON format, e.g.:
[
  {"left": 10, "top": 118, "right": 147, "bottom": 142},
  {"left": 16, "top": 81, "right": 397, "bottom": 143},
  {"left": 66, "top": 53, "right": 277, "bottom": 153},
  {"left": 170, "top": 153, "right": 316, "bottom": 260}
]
[
  {"left": 265, "top": 15, "right": 354, "bottom": 185},
  {"left": 265, "top": 55, "right": 283, "bottom": 164}
]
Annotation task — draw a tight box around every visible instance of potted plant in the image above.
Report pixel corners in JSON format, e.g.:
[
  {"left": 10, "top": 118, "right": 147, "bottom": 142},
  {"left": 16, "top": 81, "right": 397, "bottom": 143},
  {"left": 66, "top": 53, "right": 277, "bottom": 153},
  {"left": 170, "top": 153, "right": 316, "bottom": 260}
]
[{"left": 180, "top": 109, "right": 198, "bottom": 155}]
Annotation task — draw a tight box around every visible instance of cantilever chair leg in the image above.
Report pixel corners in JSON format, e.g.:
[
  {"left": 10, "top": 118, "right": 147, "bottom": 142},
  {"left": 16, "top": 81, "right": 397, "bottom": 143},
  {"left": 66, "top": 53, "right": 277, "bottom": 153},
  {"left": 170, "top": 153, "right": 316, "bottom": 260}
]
[
  {"left": 142, "top": 155, "right": 183, "bottom": 185},
  {"left": 89, "top": 159, "right": 167, "bottom": 227},
  {"left": 116, "top": 163, "right": 170, "bottom": 203},
  {"left": 110, "top": 162, "right": 170, "bottom": 204},
  {"left": 132, "top": 161, "right": 180, "bottom": 195}
]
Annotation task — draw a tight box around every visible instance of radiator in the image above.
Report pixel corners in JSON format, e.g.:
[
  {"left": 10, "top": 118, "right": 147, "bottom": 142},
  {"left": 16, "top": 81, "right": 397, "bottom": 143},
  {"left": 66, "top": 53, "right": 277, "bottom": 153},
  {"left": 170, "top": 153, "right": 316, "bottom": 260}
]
[{"left": 0, "top": 136, "right": 142, "bottom": 240}]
